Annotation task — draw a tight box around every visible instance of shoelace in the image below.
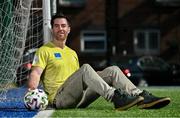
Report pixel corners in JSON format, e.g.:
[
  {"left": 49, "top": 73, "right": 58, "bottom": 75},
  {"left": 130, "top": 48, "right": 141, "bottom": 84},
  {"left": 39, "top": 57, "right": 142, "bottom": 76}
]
[
  {"left": 142, "top": 90, "right": 153, "bottom": 97},
  {"left": 116, "top": 89, "right": 131, "bottom": 97}
]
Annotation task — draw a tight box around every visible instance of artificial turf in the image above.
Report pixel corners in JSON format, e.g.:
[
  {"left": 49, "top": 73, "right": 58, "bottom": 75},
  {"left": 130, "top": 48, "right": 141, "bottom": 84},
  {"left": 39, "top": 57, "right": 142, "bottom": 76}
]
[
  {"left": 52, "top": 86, "right": 180, "bottom": 117},
  {"left": 0, "top": 86, "right": 179, "bottom": 117}
]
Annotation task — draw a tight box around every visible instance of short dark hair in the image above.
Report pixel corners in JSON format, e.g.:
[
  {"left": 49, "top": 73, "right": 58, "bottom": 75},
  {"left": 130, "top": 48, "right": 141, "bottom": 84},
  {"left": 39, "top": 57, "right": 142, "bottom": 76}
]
[{"left": 50, "top": 13, "right": 71, "bottom": 28}]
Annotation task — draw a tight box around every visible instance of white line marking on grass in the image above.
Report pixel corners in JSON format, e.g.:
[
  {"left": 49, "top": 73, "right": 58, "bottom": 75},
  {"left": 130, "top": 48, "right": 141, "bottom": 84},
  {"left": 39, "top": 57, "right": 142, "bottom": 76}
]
[{"left": 34, "top": 109, "right": 54, "bottom": 118}]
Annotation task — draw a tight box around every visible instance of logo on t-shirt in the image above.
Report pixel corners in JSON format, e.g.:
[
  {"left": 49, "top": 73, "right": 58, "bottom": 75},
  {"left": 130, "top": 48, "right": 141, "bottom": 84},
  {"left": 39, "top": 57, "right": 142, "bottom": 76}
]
[{"left": 54, "top": 53, "right": 61, "bottom": 59}]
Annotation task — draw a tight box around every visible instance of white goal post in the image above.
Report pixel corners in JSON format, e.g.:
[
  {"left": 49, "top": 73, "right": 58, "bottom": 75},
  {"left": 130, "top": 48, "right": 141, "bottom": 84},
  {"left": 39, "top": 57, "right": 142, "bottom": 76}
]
[{"left": 42, "top": 0, "right": 52, "bottom": 44}]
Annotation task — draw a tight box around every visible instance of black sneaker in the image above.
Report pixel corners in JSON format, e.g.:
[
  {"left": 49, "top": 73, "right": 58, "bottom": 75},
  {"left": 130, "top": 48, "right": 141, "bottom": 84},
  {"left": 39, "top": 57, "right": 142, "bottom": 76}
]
[
  {"left": 112, "top": 89, "right": 144, "bottom": 111},
  {"left": 138, "top": 90, "right": 171, "bottom": 109}
]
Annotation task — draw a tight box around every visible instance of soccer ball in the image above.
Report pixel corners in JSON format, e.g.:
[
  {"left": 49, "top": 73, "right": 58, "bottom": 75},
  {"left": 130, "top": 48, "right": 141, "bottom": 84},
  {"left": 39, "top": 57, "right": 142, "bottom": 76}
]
[{"left": 24, "top": 89, "right": 48, "bottom": 111}]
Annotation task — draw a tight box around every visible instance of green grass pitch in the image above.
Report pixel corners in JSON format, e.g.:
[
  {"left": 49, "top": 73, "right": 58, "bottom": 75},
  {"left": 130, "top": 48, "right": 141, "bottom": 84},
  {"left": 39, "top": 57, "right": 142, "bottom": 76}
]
[{"left": 51, "top": 86, "right": 180, "bottom": 117}]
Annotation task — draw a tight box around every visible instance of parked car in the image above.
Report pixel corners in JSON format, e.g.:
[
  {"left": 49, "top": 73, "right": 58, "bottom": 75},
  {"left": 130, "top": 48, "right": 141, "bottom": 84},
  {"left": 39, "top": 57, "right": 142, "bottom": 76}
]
[
  {"left": 112, "top": 56, "right": 180, "bottom": 87},
  {"left": 16, "top": 48, "right": 37, "bottom": 86}
]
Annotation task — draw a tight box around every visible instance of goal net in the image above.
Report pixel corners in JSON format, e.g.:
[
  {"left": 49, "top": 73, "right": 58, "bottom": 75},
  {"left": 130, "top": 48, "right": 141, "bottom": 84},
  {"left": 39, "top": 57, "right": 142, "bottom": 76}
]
[{"left": 0, "top": 0, "right": 44, "bottom": 105}]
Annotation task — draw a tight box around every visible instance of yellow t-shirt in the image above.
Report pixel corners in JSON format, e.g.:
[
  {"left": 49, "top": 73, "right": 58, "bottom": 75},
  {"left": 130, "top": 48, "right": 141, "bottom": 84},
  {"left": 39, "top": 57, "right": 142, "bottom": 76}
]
[{"left": 32, "top": 42, "right": 79, "bottom": 104}]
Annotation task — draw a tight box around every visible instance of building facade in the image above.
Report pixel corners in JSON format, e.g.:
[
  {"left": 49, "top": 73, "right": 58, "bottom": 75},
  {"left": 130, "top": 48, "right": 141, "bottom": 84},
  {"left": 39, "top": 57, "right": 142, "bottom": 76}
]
[{"left": 33, "top": 0, "right": 180, "bottom": 70}]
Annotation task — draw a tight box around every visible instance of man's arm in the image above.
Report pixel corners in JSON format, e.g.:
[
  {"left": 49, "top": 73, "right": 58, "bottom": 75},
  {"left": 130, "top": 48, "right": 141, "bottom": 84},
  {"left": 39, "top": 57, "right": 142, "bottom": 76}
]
[{"left": 28, "top": 66, "right": 43, "bottom": 90}]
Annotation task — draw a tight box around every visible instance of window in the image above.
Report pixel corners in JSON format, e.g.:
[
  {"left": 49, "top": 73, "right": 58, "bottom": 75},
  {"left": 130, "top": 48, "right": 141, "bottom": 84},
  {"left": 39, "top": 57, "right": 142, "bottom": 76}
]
[
  {"left": 134, "top": 29, "right": 160, "bottom": 55},
  {"left": 80, "top": 30, "right": 107, "bottom": 53},
  {"left": 156, "top": 0, "right": 180, "bottom": 7},
  {"left": 58, "top": 0, "right": 86, "bottom": 7}
]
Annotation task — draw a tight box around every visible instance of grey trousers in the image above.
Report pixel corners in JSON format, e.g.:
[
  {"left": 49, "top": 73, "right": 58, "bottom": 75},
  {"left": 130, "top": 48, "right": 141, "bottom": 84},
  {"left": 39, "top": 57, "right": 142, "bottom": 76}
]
[{"left": 53, "top": 64, "right": 142, "bottom": 109}]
